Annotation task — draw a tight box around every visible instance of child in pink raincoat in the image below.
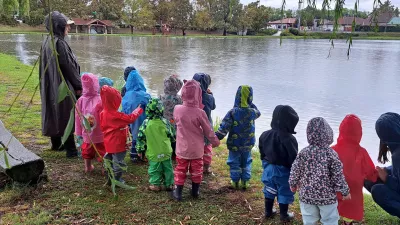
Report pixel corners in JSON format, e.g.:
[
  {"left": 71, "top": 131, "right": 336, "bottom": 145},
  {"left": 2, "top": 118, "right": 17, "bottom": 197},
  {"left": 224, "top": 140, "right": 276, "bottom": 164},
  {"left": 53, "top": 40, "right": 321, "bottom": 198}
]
[
  {"left": 75, "top": 73, "right": 106, "bottom": 173},
  {"left": 172, "top": 80, "right": 220, "bottom": 201}
]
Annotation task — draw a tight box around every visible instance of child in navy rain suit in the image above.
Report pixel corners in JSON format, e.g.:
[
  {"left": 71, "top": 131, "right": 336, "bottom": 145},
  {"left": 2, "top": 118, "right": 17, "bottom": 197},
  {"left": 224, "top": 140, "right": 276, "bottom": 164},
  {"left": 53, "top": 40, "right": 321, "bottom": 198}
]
[
  {"left": 193, "top": 73, "right": 216, "bottom": 173},
  {"left": 215, "top": 85, "right": 260, "bottom": 189},
  {"left": 258, "top": 105, "right": 299, "bottom": 222}
]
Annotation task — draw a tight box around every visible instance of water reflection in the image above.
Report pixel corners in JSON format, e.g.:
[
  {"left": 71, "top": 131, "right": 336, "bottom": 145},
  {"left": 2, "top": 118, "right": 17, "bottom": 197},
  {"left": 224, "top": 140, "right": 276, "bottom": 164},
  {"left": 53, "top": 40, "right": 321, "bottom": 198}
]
[{"left": 1, "top": 34, "right": 400, "bottom": 165}]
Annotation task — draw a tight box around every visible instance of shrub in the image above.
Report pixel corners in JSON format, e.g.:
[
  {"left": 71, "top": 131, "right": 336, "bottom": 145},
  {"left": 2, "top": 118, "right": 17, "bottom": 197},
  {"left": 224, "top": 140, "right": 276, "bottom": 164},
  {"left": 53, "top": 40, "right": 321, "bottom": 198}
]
[
  {"left": 24, "top": 10, "right": 45, "bottom": 26},
  {"left": 289, "top": 27, "right": 299, "bottom": 36},
  {"left": 257, "top": 28, "right": 278, "bottom": 36},
  {"left": 280, "top": 30, "right": 294, "bottom": 36},
  {"left": 0, "top": 14, "right": 18, "bottom": 26}
]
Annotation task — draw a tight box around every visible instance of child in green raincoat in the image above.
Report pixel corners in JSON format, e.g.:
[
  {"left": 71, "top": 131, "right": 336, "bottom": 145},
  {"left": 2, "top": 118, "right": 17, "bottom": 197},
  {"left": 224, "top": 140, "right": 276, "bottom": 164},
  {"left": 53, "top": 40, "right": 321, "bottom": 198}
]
[{"left": 136, "top": 98, "right": 175, "bottom": 191}]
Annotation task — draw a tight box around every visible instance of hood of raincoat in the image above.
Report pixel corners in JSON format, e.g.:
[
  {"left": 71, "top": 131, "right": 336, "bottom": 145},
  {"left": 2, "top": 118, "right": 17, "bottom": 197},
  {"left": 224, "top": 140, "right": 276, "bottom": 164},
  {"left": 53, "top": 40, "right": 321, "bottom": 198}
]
[
  {"left": 270, "top": 105, "right": 299, "bottom": 134},
  {"left": 146, "top": 98, "right": 164, "bottom": 119},
  {"left": 307, "top": 117, "right": 334, "bottom": 147},
  {"left": 337, "top": 114, "right": 362, "bottom": 145},
  {"left": 164, "top": 75, "right": 183, "bottom": 95},
  {"left": 376, "top": 112, "right": 400, "bottom": 152},
  {"left": 193, "top": 73, "right": 211, "bottom": 92},
  {"left": 101, "top": 85, "right": 121, "bottom": 112},
  {"left": 45, "top": 11, "right": 68, "bottom": 37},
  {"left": 233, "top": 85, "right": 253, "bottom": 108},
  {"left": 124, "top": 66, "right": 136, "bottom": 81},
  {"left": 81, "top": 73, "right": 99, "bottom": 96},
  {"left": 181, "top": 80, "right": 204, "bottom": 109},
  {"left": 126, "top": 70, "right": 146, "bottom": 92},
  {"left": 99, "top": 77, "right": 114, "bottom": 87}
]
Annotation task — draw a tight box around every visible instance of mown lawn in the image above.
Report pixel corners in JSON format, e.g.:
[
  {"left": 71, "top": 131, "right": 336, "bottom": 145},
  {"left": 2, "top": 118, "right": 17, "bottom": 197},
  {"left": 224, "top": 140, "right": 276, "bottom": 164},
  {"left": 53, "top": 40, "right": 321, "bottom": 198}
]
[{"left": 0, "top": 53, "right": 399, "bottom": 224}]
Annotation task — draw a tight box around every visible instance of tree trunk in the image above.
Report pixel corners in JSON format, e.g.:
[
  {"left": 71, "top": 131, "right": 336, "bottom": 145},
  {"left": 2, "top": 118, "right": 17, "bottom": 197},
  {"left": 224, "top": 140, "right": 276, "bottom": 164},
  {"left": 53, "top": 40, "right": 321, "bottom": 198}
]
[
  {"left": 223, "top": 22, "right": 227, "bottom": 36},
  {"left": 130, "top": 25, "right": 133, "bottom": 34},
  {"left": 182, "top": 29, "right": 186, "bottom": 36}
]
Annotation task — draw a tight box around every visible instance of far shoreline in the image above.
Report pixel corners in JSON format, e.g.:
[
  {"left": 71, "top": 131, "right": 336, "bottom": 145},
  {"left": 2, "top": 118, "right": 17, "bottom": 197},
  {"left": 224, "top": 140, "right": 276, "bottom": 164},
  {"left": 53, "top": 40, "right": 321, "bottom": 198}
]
[{"left": 2, "top": 26, "right": 400, "bottom": 40}]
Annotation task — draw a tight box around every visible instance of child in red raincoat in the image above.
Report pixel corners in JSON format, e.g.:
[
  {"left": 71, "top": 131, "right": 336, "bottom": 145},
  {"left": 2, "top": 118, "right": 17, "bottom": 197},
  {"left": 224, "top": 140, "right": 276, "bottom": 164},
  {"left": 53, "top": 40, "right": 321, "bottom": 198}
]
[
  {"left": 332, "top": 114, "right": 378, "bottom": 224},
  {"left": 100, "top": 85, "right": 144, "bottom": 183}
]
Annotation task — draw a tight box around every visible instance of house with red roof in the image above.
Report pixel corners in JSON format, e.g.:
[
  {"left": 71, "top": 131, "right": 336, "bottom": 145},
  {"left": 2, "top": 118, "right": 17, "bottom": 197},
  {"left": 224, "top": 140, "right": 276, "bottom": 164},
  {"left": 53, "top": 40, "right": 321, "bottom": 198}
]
[
  {"left": 267, "top": 18, "right": 297, "bottom": 30},
  {"left": 70, "top": 18, "right": 114, "bottom": 34}
]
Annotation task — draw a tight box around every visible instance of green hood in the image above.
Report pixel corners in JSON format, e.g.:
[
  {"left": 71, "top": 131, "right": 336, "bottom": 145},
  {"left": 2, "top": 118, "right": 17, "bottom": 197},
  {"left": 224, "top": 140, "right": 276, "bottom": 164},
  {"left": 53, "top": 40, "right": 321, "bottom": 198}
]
[{"left": 146, "top": 98, "right": 164, "bottom": 119}]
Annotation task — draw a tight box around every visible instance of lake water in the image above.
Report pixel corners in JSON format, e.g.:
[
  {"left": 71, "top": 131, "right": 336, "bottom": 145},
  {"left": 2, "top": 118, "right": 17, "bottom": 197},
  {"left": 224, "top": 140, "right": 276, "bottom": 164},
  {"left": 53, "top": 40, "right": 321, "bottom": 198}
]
[{"left": 1, "top": 34, "right": 400, "bottom": 165}]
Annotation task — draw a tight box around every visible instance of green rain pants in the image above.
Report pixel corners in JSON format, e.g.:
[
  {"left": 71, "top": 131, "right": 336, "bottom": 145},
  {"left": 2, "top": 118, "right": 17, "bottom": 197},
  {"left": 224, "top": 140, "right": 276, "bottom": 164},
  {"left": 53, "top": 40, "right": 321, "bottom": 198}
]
[{"left": 148, "top": 159, "right": 174, "bottom": 186}]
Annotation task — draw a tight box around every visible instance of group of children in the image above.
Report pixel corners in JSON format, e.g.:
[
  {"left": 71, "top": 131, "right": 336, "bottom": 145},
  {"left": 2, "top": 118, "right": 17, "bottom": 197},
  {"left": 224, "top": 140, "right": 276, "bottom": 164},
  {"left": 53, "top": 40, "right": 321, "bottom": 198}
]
[{"left": 74, "top": 67, "right": 388, "bottom": 225}]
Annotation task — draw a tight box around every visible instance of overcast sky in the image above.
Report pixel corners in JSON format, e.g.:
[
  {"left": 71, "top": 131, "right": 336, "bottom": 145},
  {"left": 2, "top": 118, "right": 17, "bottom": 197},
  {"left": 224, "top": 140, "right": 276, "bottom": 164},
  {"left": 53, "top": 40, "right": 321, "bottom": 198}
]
[{"left": 240, "top": 0, "right": 400, "bottom": 12}]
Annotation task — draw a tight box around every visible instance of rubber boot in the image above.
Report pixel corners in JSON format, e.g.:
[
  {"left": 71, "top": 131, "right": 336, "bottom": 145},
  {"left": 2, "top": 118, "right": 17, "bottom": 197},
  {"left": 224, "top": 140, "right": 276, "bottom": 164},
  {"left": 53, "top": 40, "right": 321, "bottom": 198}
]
[
  {"left": 65, "top": 135, "right": 78, "bottom": 158},
  {"left": 265, "top": 198, "right": 275, "bottom": 218},
  {"left": 279, "top": 203, "right": 294, "bottom": 222},
  {"left": 191, "top": 183, "right": 200, "bottom": 198},
  {"left": 172, "top": 185, "right": 183, "bottom": 201},
  {"left": 230, "top": 180, "right": 240, "bottom": 190}
]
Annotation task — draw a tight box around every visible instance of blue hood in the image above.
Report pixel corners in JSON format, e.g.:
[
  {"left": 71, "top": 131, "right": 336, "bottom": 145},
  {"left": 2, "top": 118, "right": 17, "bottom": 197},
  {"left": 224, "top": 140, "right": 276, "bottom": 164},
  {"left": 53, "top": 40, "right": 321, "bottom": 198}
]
[
  {"left": 376, "top": 112, "right": 400, "bottom": 152},
  {"left": 193, "top": 73, "right": 211, "bottom": 92},
  {"left": 234, "top": 85, "right": 253, "bottom": 108},
  {"left": 126, "top": 70, "right": 147, "bottom": 92}
]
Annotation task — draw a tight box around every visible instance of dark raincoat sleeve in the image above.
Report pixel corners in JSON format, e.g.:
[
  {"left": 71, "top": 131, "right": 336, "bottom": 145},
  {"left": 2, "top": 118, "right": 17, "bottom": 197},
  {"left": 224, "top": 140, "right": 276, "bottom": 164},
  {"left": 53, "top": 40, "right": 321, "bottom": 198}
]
[
  {"left": 386, "top": 153, "right": 400, "bottom": 193},
  {"left": 56, "top": 40, "right": 82, "bottom": 91},
  {"left": 208, "top": 94, "right": 216, "bottom": 110},
  {"left": 283, "top": 136, "right": 298, "bottom": 167}
]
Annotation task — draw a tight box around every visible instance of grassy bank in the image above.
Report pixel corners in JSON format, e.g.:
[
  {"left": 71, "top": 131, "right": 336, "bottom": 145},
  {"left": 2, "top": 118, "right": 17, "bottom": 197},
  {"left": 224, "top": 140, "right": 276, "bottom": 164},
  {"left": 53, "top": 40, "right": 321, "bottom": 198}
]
[{"left": 0, "top": 53, "right": 399, "bottom": 224}]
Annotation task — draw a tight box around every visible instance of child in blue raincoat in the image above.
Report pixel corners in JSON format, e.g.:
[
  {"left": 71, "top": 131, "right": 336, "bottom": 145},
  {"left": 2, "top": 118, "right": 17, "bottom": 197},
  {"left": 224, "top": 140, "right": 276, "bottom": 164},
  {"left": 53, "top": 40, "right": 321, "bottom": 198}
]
[
  {"left": 215, "top": 85, "right": 260, "bottom": 190},
  {"left": 122, "top": 68, "right": 151, "bottom": 162}
]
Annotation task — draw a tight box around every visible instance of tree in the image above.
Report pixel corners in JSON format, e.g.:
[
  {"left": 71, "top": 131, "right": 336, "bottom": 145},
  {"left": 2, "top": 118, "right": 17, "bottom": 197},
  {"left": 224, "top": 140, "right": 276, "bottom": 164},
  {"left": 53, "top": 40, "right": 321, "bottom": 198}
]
[
  {"left": 170, "top": 0, "right": 192, "bottom": 35},
  {"left": 2, "top": 0, "right": 19, "bottom": 16},
  {"left": 149, "top": 0, "right": 171, "bottom": 25},
  {"left": 90, "top": 0, "right": 124, "bottom": 20},
  {"left": 195, "top": 9, "right": 212, "bottom": 35},
  {"left": 246, "top": 3, "right": 270, "bottom": 32},
  {"left": 19, "top": 0, "right": 29, "bottom": 17},
  {"left": 233, "top": 4, "right": 251, "bottom": 35},
  {"left": 125, "top": 0, "right": 156, "bottom": 30}
]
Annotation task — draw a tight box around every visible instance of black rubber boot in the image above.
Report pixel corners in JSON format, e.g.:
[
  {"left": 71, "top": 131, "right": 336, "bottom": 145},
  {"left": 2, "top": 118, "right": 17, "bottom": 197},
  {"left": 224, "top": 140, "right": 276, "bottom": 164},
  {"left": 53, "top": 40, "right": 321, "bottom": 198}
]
[
  {"left": 172, "top": 185, "right": 183, "bottom": 201},
  {"left": 64, "top": 135, "right": 78, "bottom": 158},
  {"left": 279, "top": 203, "right": 294, "bottom": 222},
  {"left": 50, "top": 137, "right": 64, "bottom": 151},
  {"left": 191, "top": 183, "right": 200, "bottom": 198},
  {"left": 265, "top": 198, "right": 275, "bottom": 218}
]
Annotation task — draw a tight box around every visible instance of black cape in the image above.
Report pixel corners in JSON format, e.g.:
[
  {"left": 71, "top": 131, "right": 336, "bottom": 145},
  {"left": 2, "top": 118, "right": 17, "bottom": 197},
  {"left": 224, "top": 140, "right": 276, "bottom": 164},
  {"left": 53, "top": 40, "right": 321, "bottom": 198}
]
[{"left": 39, "top": 11, "right": 82, "bottom": 137}]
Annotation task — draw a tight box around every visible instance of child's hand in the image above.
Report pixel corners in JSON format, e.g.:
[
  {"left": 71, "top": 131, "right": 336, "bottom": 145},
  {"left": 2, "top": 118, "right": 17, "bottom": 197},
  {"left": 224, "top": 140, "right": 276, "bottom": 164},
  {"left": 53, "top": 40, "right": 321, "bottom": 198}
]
[
  {"left": 342, "top": 194, "right": 351, "bottom": 200},
  {"left": 376, "top": 166, "right": 388, "bottom": 183},
  {"left": 207, "top": 88, "right": 212, "bottom": 94},
  {"left": 290, "top": 187, "right": 297, "bottom": 193}
]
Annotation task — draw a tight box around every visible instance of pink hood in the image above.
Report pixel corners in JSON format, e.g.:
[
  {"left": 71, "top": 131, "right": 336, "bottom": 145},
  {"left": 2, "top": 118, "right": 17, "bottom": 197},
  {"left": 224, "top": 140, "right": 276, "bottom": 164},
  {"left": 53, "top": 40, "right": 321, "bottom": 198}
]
[
  {"left": 75, "top": 73, "right": 104, "bottom": 144},
  {"left": 173, "top": 80, "right": 219, "bottom": 159},
  {"left": 82, "top": 73, "right": 100, "bottom": 96},
  {"left": 181, "top": 80, "right": 204, "bottom": 109}
]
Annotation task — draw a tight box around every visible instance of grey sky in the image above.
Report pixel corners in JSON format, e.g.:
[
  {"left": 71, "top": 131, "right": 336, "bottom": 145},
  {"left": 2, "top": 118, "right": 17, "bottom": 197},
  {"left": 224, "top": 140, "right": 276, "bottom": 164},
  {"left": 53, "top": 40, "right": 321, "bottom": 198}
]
[{"left": 240, "top": 0, "right": 400, "bottom": 12}]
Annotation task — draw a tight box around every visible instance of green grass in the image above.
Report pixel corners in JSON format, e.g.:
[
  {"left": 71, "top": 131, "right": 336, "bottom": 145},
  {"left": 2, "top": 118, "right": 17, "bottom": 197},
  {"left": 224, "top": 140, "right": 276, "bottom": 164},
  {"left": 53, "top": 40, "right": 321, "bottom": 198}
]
[{"left": 0, "top": 53, "right": 399, "bottom": 224}]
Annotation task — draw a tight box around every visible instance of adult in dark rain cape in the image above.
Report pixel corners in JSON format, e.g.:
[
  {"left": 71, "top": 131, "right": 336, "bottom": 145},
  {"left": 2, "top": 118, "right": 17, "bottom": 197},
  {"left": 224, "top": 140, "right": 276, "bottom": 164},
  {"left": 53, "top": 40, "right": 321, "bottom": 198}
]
[{"left": 39, "top": 11, "right": 82, "bottom": 158}]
